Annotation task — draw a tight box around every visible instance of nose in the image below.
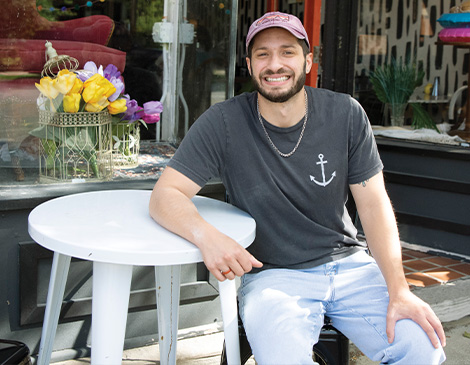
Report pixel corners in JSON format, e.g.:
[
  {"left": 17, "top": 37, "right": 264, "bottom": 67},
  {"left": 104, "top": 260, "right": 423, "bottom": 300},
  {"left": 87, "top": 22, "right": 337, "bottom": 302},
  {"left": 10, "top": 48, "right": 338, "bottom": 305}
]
[{"left": 265, "top": 54, "right": 285, "bottom": 75}]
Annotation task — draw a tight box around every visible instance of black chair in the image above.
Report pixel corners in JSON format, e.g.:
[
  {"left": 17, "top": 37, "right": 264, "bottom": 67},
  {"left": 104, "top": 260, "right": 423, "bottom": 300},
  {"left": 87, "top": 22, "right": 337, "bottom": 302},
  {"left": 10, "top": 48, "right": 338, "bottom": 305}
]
[{"left": 220, "top": 311, "right": 349, "bottom": 365}]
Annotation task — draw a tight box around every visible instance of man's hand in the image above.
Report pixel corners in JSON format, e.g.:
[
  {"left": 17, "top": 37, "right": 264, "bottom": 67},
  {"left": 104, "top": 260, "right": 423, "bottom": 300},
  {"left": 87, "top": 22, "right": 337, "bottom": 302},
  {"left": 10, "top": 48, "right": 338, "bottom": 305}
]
[
  {"left": 386, "top": 290, "right": 446, "bottom": 349},
  {"left": 198, "top": 231, "right": 263, "bottom": 281}
]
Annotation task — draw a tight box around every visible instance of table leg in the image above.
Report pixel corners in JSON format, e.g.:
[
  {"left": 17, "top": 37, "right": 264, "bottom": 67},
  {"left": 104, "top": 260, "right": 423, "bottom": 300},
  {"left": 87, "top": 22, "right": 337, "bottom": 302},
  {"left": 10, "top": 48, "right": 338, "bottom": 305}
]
[
  {"left": 91, "top": 262, "right": 133, "bottom": 365},
  {"left": 218, "top": 279, "right": 241, "bottom": 365},
  {"left": 37, "top": 252, "right": 71, "bottom": 365},
  {"left": 155, "top": 265, "right": 181, "bottom": 365}
]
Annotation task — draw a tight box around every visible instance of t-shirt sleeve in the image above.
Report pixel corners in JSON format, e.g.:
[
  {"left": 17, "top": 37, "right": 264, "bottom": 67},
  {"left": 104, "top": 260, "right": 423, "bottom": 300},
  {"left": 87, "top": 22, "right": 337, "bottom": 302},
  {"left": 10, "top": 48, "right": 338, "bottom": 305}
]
[
  {"left": 167, "top": 104, "right": 227, "bottom": 187},
  {"left": 347, "top": 97, "right": 383, "bottom": 184}
]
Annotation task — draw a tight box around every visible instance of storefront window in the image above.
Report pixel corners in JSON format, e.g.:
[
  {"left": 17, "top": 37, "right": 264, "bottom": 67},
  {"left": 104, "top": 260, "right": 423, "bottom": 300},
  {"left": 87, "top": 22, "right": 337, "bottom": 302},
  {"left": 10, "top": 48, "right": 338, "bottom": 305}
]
[
  {"left": 354, "top": 0, "right": 468, "bottom": 128},
  {"left": 0, "top": 0, "right": 236, "bottom": 185}
]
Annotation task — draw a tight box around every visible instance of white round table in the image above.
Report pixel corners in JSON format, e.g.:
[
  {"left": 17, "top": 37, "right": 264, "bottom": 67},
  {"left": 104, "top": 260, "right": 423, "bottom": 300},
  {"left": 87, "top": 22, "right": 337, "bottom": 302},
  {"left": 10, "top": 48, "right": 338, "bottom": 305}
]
[{"left": 28, "top": 190, "right": 256, "bottom": 365}]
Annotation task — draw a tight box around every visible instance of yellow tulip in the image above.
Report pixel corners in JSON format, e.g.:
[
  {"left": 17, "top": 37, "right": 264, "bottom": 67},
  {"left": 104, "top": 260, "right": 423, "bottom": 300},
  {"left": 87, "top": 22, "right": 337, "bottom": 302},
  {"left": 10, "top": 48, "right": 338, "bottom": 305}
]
[
  {"left": 83, "top": 74, "right": 103, "bottom": 89},
  {"left": 83, "top": 73, "right": 102, "bottom": 86},
  {"left": 55, "top": 69, "right": 77, "bottom": 95},
  {"left": 97, "top": 77, "right": 116, "bottom": 99},
  {"left": 83, "top": 74, "right": 116, "bottom": 104},
  {"left": 85, "top": 96, "right": 109, "bottom": 112},
  {"left": 101, "top": 79, "right": 116, "bottom": 98},
  {"left": 107, "top": 98, "right": 127, "bottom": 115},
  {"left": 68, "top": 77, "right": 83, "bottom": 95},
  {"left": 63, "top": 93, "right": 81, "bottom": 113},
  {"left": 35, "top": 77, "right": 59, "bottom": 99},
  {"left": 82, "top": 80, "right": 100, "bottom": 104}
]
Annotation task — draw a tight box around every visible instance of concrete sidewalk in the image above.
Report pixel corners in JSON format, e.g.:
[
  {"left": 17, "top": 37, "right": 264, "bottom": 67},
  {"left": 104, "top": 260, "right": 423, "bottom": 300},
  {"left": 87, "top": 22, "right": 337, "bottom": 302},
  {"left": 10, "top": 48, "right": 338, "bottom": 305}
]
[
  {"left": 52, "top": 322, "right": 230, "bottom": 365},
  {"left": 53, "top": 315, "right": 470, "bottom": 364}
]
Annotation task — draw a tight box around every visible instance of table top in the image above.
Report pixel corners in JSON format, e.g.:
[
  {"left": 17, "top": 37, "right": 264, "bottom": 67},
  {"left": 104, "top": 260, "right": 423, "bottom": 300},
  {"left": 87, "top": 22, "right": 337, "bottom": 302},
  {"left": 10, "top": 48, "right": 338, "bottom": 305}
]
[{"left": 28, "top": 190, "right": 256, "bottom": 266}]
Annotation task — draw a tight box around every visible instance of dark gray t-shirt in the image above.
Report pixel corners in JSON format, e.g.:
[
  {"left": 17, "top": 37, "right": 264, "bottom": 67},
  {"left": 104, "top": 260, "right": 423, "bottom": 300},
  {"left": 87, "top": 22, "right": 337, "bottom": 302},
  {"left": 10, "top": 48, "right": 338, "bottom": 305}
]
[{"left": 168, "top": 87, "right": 383, "bottom": 271}]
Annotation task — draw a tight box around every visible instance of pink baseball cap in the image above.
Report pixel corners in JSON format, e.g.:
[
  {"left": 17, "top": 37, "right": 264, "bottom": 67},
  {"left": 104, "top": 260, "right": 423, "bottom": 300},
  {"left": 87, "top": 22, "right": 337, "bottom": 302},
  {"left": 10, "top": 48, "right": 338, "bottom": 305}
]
[{"left": 246, "top": 12, "right": 310, "bottom": 52}]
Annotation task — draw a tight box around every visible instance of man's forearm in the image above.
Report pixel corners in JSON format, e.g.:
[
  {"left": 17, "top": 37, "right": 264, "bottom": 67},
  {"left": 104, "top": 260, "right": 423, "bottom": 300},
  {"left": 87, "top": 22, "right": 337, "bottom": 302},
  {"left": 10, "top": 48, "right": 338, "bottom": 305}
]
[
  {"left": 359, "top": 199, "right": 409, "bottom": 296},
  {"left": 352, "top": 173, "right": 446, "bottom": 348},
  {"left": 149, "top": 183, "right": 217, "bottom": 249},
  {"left": 351, "top": 173, "right": 409, "bottom": 296}
]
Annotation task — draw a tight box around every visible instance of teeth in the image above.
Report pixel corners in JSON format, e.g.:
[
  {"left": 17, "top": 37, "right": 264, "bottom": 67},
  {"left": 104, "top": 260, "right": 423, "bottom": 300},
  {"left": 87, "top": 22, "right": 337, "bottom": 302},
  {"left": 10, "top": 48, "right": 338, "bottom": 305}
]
[{"left": 266, "top": 76, "right": 289, "bottom": 82}]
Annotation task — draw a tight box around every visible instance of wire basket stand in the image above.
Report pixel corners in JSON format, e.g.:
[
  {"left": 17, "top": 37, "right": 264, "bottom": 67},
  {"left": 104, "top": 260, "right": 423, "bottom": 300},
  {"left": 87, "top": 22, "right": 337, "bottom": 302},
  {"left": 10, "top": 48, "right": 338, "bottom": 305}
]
[
  {"left": 38, "top": 110, "right": 113, "bottom": 182},
  {"left": 112, "top": 123, "right": 140, "bottom": 168}
]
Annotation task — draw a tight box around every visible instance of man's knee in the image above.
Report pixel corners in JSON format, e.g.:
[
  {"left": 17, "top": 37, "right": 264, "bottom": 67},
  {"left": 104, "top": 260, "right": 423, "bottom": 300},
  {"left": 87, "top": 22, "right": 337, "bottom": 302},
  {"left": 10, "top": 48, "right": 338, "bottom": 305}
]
[{"left": 378, "top": 319, "right": 446, "bottom": 364}]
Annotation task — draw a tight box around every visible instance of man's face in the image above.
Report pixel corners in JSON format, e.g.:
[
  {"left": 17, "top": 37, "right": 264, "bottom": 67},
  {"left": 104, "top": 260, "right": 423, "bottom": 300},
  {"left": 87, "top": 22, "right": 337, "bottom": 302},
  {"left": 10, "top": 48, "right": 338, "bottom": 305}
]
[{"left": 246, "top": 28, "right": 312, "bottom": 103}]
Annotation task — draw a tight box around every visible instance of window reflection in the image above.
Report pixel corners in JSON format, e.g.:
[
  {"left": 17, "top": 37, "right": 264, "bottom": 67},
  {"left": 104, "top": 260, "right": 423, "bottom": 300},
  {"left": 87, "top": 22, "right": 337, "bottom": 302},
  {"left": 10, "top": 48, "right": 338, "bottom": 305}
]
[
  {"left": 354, "top": 0, "right": 467, "bottom": 128},
  {"left": 0, "top": 0, "right": 233, "bottom": 185}
]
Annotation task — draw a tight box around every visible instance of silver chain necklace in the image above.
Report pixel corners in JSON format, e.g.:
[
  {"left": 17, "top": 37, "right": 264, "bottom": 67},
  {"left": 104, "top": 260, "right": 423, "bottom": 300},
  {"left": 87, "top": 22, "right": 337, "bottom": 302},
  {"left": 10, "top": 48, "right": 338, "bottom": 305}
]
[{"left": 256, "top": 89, "right": 308, "bottom": 158}]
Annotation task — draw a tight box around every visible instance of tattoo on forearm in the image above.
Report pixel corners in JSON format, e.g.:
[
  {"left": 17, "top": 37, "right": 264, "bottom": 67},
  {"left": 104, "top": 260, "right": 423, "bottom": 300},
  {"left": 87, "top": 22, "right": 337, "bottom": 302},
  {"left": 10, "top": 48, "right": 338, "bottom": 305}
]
[{"left": 359, "top": 179, "right": 369, "bottom": 187}]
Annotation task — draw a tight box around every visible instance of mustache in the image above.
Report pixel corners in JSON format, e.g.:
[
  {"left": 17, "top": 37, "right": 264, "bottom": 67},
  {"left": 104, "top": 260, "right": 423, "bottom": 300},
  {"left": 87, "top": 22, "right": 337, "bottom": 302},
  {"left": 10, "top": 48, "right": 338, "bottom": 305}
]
[{"left": 260, "top": 68, "right": 293, "bottom": 78}]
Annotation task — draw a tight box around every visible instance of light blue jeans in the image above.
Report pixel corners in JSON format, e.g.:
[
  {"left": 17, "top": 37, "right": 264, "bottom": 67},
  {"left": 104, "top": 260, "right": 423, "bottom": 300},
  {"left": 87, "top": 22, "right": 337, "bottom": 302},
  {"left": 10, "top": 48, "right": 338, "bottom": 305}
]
[{"left": 238, "top": 250, "right": 446, "bottom": 364}]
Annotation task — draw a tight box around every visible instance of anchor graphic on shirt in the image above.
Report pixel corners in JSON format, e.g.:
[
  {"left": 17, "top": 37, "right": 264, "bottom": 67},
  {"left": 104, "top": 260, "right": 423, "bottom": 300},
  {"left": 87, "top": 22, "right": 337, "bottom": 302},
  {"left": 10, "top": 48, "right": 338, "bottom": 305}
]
[{"left": 310, "top": 154, "right": 336, "bottom": 187}]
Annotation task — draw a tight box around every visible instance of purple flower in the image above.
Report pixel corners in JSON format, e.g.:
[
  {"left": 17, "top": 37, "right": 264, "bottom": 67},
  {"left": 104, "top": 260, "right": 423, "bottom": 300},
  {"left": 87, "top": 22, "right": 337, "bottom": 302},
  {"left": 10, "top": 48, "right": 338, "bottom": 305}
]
[
  {"left": 125, "top": 98, "right": 139, "bottom": 114},
  {"left": 83, "top": 61, "right": 103, "bottom": 75},
  {"left": 104, "top": 64, "right": 121, "bottom": 80},
  {"left": 122, "top": 97, "right": 143, "bottom": 122},
  {"left": 134, "top": 109, "right": 145, "bottom": 121},
  {"left": 116, "top": 97, "right": 162, "bottom": 125},
  {"left": 143, "top": 101, "right": 163, "bottom": 115},
  {"left": 76, "top": 61, "right": 103, "bottom": 82},
  {"left": 108, "top": 77, "right": 125, "bottom": 102}
]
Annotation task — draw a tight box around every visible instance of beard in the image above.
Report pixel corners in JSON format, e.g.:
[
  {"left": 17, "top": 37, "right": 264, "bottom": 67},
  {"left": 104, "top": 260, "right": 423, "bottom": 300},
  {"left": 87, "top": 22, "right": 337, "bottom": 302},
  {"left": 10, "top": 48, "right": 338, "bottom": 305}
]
[{"left": 251, "top": 61, "right": 307, "bottom": 103}]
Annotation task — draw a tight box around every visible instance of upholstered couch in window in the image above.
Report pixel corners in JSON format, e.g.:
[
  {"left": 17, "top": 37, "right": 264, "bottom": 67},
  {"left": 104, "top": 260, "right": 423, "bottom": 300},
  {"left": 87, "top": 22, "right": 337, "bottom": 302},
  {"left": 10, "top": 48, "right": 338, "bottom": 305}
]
[{"left": 0, "top": 0, "right": 126, "bottom": 74}]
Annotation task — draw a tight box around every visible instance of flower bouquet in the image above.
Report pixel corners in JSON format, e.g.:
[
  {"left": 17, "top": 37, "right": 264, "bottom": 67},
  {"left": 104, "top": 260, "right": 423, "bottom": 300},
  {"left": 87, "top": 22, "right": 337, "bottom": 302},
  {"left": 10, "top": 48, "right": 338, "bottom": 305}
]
[{"left": 31, "top": 60, "right": 162, "bottom": 181}]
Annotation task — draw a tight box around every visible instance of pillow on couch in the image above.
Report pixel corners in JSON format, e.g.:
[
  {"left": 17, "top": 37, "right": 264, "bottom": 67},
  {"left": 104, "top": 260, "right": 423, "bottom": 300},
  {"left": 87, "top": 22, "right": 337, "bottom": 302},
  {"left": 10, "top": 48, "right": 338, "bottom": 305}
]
[
  {"left": 34, "top": 15, "right": 116, "bottom": 46},
  {"left": 0, "top": 0, "right": 125, "bottom": 74},
  {"left": 0, "top": 0, "right": 114, "bottom": 46}
]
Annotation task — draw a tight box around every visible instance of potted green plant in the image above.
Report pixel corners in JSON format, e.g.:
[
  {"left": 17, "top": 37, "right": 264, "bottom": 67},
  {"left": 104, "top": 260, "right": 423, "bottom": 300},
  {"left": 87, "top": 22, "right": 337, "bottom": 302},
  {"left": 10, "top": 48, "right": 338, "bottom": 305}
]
[{"left": 370, "top": 58, "right": 438, "bottom": 131}]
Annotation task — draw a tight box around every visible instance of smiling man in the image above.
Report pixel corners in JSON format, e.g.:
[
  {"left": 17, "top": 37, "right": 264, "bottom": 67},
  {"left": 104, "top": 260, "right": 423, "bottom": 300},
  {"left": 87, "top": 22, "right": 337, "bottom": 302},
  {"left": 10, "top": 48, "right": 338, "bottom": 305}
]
[{"left": 149, "top": 12, "right": 446, "bottom": 364}]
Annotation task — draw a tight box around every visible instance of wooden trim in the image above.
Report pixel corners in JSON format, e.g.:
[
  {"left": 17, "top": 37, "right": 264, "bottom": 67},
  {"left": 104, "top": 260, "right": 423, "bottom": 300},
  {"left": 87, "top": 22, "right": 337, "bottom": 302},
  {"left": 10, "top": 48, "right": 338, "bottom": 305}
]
[
  {"left": 304, "top": 0, "right": 322, "bottom": 87},
  {"left": 395, "top": 212, "right": 470, "bottom": 236},
  {"left": 384, "top": 171, "right": 470, "bottom": 195},
  {"left": 0, "top": 179, "right": 226, "bottom": 211},
  {"left": 376, "top": 137, "right": 470, "bottom": 159},
  {"left": 267, "top": 0, "right": 278, "bottom": 12}
]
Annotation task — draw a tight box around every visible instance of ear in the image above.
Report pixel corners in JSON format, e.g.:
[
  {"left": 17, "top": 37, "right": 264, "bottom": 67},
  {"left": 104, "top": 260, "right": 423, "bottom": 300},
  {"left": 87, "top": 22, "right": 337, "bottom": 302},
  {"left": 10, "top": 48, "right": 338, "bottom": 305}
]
[
  {"left": 305, "top": 52, "right": 313, "bottom": 74},
  {"left": 246, "top": 57, "right": 252, "bottom": 75}
]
